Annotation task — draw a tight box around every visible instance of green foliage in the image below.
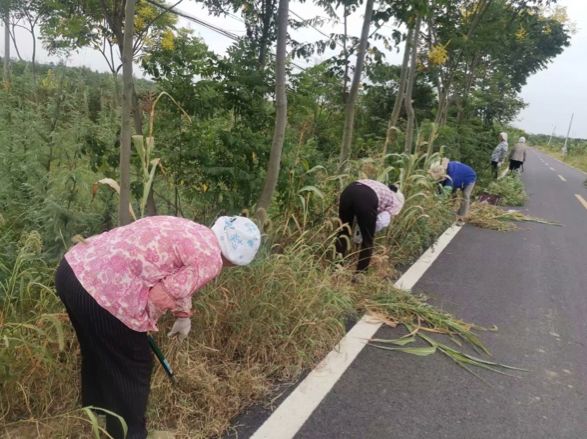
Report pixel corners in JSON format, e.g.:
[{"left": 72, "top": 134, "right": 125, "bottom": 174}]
[
  {"left": 485, "top": 174, "right": 528, "bottom": 206},
  {"left": 40, "top": 0, "right": 177, "bottom": 67}
]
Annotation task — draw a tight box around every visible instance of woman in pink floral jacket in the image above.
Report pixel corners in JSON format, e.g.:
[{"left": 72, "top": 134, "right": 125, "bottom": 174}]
[{"left": 55, "top": 215, "right": 260, "bottom": 439}]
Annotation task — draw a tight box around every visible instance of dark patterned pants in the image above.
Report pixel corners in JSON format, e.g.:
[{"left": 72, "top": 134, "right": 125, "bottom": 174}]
[
  {"left": 55, "top": 259, "right": 153, "bottom": 439},
  {"left": 335, "top": 182, "right": 378, "bottom": 271}
]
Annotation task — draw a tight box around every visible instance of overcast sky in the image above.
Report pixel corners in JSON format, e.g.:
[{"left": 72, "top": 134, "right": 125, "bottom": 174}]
[{"left": 2, "top": 0, "right": 584, "bottom": 138}]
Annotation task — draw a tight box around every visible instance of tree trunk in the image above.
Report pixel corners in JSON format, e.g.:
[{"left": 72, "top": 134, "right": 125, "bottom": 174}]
[
  {"left": 456, "top": 53, "right": 480, "bottom": 124},
  {"left": 403, "top": 16, "right": 421, "bottom": 154},
  {"left": 339, "top": 0, "right": 374, "bottom": 166},
  {"left": 256, "top": 0, "right": 289, "bottom": 225},
  {"left": 3, "top": 11, "right": 9, "bottom": 84},
  {"left": 31, "top": 27, "right": 36, "bottom": 82},
  {"left": 382, "top": 25, "right": 413, "bottom": 156},
  {"left": 119, "top": 0, "right": 136, "bottom": 226},
  {"left": 342, "top": 6, "right": 349, "bottom": 103}
]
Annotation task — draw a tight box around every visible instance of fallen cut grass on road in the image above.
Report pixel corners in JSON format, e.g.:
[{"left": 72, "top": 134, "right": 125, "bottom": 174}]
[
  {"left": 467, "top": 202, "right": 560, "bottom": 231},
  {"left": 365, "top": 286, "right": 526, "bottom": 379}
]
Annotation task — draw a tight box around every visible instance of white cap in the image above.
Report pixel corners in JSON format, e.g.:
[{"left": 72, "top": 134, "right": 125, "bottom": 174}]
[
  {"left": 211, "top": 216, "right": 261, "bottom": 266},
  {"left": 392, "top": 191, "right": 405, "bottom": 216}
]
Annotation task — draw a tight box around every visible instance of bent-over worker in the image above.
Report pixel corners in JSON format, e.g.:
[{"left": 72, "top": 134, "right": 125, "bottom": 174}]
[
  {"left": 335, "top": 179, "right": 404, "bottom": 272},
  {"left": 55, "top": 215, "right": 261, "bottom": 439},
  {"left": 429, "top": 158, "right": 477, "bottom": 221}
]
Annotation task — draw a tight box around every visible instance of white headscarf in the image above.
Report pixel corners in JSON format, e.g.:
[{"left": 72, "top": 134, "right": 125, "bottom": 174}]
[
  {"left": 211, "top": 216, "right": 261, "bottom": 266},
  {"left": 518, "top": 136, "right": 526, "bottom": 143},
  {"left": 499, "top": 132, "right": 508, "bottom": 142}
]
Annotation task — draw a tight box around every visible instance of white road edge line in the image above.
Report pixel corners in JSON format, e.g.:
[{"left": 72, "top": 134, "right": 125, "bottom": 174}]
[
  {"left": 250, "top": 223, "right": 464, "bottom": 439},
  {"left": 558, "top": 175, "right": 567, "bottom": 182},
  {"left": 575, "top": 194, "right": 587, "bottom": 211}
]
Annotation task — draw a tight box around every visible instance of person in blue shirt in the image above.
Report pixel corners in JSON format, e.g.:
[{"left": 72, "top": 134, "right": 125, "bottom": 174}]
[{"left": 429, "top": 158, "right": 477, "bottom": 221}]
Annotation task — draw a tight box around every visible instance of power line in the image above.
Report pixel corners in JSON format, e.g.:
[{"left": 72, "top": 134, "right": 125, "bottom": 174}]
[
  {"left": 290, "top": 10, "right": 331, "bottom": 41},
  {"left": 144, "top": 0, "right": 308, "bottom": 72},
  {"left": 144, "top": 0, "right": 241, "bottom": 40}
]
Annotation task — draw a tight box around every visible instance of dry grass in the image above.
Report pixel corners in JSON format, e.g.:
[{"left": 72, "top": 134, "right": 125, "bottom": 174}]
[
  {"left": 363, "top": 286, "right": 525, "bottom": 378},
  {"left": 466, "top": 202, "right": 560, "bottom": 231}
]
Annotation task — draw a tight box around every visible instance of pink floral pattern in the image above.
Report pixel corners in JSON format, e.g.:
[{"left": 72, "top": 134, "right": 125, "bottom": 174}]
[
  {"left": 357, "top": 179, "right": 403, "bottom": 216},
  {"left": 65, "top": 216, "right": 223, "bottom": 332}
]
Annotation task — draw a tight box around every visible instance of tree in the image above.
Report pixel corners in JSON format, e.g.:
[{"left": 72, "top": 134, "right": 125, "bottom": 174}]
[
  {"left": 40, "top": 0, "right": 176, "bottom": 126},
  {"left": 202, "top": 0, "right": 278, "bottom": 69},
  {"left": 1, "top": 0, "right": 10, "bottom": 84},
  {"left": 402, "top": 15, "right": 420, "bottom": 153},
  {"left": 119, "top": 0, "right": 137, "bottom": 226},
  {"left": 256, "top": 0, "right": 289, "bottom": 224},
  {"left": 425, "top": 0, "right": 569, "bottom": 126},
  {"left": 10, "top": 0, "right": 44, "bottom": 81},
  {"left": 339, "top": 0, "right": 374, "bottom": 166},
  {"left": 382, "top": 24, "right": 412, "bottom": 156}
]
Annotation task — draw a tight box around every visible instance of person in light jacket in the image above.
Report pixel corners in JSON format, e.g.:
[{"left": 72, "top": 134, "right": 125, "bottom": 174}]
[
  {"left": 55, "top": 216, "right": 261, "bottom": 439},
  {"left": 491, "top": 132, "right": 509, "bottom": 178},
  {"left": 335, "top": 180, "right": 404, "bottom": 272},
  {"left": 429, "top": 158, "right": 477, "bottom": 221},
  {"left": 509, "top": 136, "right": 527, "bottom": 172}
]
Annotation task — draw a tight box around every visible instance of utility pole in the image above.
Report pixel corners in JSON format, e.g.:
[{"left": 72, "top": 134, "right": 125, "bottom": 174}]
[
  {"left": 562, "top": 113, "right": 574, "bottom": 157},
  {"left": 547, "top": 125, "right": 556, "bottom": 146}
]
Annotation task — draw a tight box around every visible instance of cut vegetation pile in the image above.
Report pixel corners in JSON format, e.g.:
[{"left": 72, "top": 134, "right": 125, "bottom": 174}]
[
  {"left": 364, "top": 287, "right": 525, "bottom": 378},
  {"left": 467, "top": 202, "right": 560, "bottom": 231},
  {"left": 483, "top": 174, "right": 528, "bottom": 206}
]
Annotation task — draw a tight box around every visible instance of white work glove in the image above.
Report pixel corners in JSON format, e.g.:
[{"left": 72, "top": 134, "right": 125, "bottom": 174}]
[
  {"left": 375, "top": 211, "right": 391, "bottom": 233},
  {"left": 352, "top": 227, "right": 363, "bottom": 244},
  {"left": 167, "top": 317, "right": 191, "bottom": 341}
]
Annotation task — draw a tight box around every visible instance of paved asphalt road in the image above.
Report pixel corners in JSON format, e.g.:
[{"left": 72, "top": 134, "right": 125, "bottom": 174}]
[{"left": 293, "top": 149, "right": 587, "bottom": 439}]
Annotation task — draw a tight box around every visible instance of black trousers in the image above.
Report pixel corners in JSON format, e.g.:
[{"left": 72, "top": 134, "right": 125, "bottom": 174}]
[
  {"left": 335, "top": 182, "right": 378, "bottom": 271},
  {"left": 509, "top": 159, "right": 523, "bottom": 171},
  {"left": 55, "top": 259, "right": 153, "bottom": 439},
  {"left": 491, "top": 160, "right": 499, "bottom": 178}
]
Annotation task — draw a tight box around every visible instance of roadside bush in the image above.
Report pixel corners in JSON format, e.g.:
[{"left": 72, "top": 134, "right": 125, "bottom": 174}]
[{"left": 484, "top": 174, "right": 527, "bottom": 206}]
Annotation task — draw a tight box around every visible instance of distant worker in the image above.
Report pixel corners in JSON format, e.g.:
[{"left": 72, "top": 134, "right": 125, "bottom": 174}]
[
  {"left": 429, "top": 158, "right": 477, "bottom": 222},
  {"left": 509, "top": 136, "right": 527, "bottom": 173},
  {"left": 335, "top": 180, "right": 404, "bottom": 272},
  {"left": 55, "top": 216, "right": 261, "bottom": 439},
  {"left": 491, "top": 132, "right": 509, "bottom": 178}
]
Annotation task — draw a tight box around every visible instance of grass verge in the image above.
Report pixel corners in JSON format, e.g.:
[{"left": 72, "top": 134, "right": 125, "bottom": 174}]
[{"left": 535, "top": 145, "right": 587, "bottom": 174}]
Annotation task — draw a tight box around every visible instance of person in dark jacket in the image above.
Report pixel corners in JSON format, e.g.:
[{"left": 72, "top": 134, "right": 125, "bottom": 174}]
[{"left": 429, "top": 158, "right": 477, "bottom": 221}]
